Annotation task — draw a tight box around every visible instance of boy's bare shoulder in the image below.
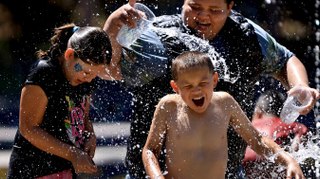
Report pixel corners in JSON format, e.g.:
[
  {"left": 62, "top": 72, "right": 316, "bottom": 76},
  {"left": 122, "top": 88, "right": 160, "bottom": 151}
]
[
  {"left": 157, "top": 94, "right": 181, "bottom": 109},
  {"left": 213, "top": 91, "right": 239, "bottom": 110},
  {"left": 159, "top": 94, "right": 181, "bottom": 103},
  {"left": 213, "top": 91, "right": 234, "bottom": 101}
]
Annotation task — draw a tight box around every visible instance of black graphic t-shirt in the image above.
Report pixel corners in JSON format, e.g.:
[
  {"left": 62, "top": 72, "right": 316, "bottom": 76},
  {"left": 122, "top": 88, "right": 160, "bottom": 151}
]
[{"left": 7, "top": 57, "right": 96, "bottom": 178}]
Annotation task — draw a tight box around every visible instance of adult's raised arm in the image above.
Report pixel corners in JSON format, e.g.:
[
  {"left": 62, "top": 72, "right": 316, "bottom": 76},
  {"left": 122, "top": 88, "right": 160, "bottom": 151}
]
[
  {"left": 102, "top": 0, "right": 142, "bottom": 80},
  {"left": 278, "top": 56, "right": 320, "bottom": 115}
]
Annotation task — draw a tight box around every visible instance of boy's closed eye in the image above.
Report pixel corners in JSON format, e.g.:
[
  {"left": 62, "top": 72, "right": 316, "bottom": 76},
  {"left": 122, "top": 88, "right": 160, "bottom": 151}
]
[
  {"left": 183, "top": 85, "right": 193, "bottom": 90},
  {"left": 199, "top": 82, "right": 209, "bottom": 87}
]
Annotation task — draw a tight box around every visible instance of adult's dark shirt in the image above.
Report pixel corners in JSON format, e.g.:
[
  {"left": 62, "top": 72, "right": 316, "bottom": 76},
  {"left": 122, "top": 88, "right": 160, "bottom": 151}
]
[{"left": 120, "top": 11, "right": 294, "bottom": 178}]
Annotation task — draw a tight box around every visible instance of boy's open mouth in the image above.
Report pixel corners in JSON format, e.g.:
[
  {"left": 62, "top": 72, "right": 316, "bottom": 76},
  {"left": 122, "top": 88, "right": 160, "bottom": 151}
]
[{"left": 192, "top": 97, "right": 205, "bottom": 107}]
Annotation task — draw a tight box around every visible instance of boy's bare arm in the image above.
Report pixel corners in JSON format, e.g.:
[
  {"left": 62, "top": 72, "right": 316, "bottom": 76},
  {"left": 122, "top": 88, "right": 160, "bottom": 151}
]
[
  {"left": 142, "top": 97, "right": 171, "bottom": 179},
  {"left": 228, "top": 94, "right": 305, "bottom": 178},
  {"left": 259, "top": 136, "right": 305, "bottom": 178}
]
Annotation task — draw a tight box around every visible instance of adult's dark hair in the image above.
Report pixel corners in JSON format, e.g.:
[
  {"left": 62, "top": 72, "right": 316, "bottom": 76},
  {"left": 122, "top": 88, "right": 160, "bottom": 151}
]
[
  {"left": 226, "top": 0, "right": 234, "bottom": 4},
  {"left": 37, "top": 23, "right": 112, "bottom": 65},
  {"left": 255, "top": 90, "right": 286, "bottom": 117},
  {"left": 184, "top": 0, "right": 234, "bottom": 5},
  {"left": 171, "top": 51, "right": 215, "bottom": 81}
]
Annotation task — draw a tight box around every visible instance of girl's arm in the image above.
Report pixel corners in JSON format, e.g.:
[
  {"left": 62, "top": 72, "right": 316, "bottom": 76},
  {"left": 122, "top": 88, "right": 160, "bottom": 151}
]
[
  {"left": 101, "top": 0, "right": 142, "bottom": 80},
  {"left": 83, "top": 95, "right": 97, "bottom": 158},
  {"left": 19, "top": 85, "right": 97, "bottom": 173}
]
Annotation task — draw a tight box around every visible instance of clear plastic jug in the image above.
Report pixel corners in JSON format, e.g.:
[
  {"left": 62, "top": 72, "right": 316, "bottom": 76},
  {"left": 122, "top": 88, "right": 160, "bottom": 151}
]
[
  {"left": 280, "top": 87, "right": 312, "bottom": 123},
  {"left": 116, "top": 3, "right": 155, "bottom": 49}
]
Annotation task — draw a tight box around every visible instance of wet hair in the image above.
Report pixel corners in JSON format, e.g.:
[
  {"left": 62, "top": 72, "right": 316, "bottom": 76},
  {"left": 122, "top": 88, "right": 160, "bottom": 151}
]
[
  {"left": 255, "top": 90, "right": 286, "bottom": 117},
  {"left": 171, "top": 51, "right": 215, "bottom": 81},
  {"left": 183, "top": 0, "right": 234, "bottom": 5},
  {"left": 226, "top": 0, "right": 234, "bottom": 4},
  {"left": 36, "top": 23, "right": 112, "bottom": 65}
]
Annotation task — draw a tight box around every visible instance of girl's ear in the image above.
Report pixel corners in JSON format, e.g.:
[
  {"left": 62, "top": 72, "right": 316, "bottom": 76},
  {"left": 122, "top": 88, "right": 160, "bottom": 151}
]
[
  {"left": 64, "top": 48, "right": 75, "bottom": 60},
  {"left": 170, "top": 80, "right": 179, "bottom": 94}
]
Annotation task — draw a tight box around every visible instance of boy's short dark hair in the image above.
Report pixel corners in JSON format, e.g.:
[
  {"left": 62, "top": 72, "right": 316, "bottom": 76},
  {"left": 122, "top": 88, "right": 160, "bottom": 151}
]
[
  {"left": 171, "top": 51, "right": 215, "bottom": 81},
  {"left": 255, "top": 90, "right": 286, "bottom": 117}
]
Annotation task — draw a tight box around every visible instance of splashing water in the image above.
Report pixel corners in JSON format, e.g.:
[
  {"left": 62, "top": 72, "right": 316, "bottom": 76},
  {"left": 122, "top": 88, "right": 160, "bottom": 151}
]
[
  {"left": 245, "top": 132, "right": 320, "bottom": 178},
  {"left": 290, "top": 134, "right": 320, "bottom": 164},
  {"left": 152, "top": 26, "right": 240, "bottom": 84},
  {"left": 105, "top": 3, "right": 320, "bottom": 177}
]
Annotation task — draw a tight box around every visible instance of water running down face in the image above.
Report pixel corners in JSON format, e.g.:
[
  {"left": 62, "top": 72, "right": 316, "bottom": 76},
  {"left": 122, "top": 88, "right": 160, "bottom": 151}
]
[
  {"left": 64, "top": 56, "right": 105, "bottom": 86},
  {"left": 171, "top": 67, "right": 218, "bottom": 113}
]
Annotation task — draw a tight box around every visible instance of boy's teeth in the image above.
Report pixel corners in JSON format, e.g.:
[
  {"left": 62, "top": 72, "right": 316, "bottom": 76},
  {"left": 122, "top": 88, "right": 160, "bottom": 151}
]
[{"left": 193, "top": 97, "right": 203, "bottom": 100}]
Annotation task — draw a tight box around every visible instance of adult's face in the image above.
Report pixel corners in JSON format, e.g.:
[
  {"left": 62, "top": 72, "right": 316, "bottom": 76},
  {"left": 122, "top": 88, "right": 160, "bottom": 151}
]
[{"left": 182, "top": 0, "right": 233, "bottom": 40}]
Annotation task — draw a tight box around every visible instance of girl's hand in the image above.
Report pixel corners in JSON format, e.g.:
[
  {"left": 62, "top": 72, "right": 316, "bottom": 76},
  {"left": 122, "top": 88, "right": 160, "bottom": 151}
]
[
  {"left": 84, "top": 131, "right": 97, "bottom": 158},
  {"left": 71, "top": 148, "right": 97, "bottom": 174}
]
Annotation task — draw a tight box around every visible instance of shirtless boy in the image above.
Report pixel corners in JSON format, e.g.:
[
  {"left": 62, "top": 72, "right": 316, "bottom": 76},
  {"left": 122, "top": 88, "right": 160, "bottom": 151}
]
[{"left": 142, "top": 51, "right": 305, "bottom": 179}]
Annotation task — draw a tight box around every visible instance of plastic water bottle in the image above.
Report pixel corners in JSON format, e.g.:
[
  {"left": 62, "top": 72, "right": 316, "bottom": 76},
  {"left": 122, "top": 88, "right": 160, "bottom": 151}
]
[
  {"left": 117, "top": 3, "right": 155, "bottom": 49},
  {"left": 280, "top": 88, "right": 312, "bottom": 124}
]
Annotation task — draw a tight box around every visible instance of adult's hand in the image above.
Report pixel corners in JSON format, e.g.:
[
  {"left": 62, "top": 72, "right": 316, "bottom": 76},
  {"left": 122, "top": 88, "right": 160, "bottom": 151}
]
[
  {"left": 128, "top": 0, "right": 137, "bottom": 8},
  {"left": 103, "top": 0, "right": 144, "bottom": 40},
  {"left": 288, "top": 85, "right": 320, "bottom": 115},
  {"left": 103, "top": 0, "right": 145, "bottom": 75}
]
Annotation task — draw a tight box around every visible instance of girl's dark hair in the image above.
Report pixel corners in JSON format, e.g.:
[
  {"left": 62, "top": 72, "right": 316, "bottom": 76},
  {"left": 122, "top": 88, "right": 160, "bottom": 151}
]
[
  {"left": 171, "top": 51, "right": 215, "bottom": 81},
  {"left": 37, "top": 23, "right": 112, "bottom": 65}
]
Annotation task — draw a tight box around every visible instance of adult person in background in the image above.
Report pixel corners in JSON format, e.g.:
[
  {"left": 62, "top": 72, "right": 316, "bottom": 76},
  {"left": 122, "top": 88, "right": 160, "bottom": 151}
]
[
  {"left": 103, "top": 0, "right": 320, "bottom": 178},
  {"left": 7, "top": 23, "right": 112, "bottom": 178},
  {"left": 243, "top": 90, "right": 308, "bottom": 178}
]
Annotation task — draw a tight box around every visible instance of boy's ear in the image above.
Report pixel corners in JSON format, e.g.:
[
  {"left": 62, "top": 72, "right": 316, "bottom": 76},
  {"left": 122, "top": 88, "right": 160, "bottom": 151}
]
[
  {"left": 64, "top": 48, "right": 75, "bottom": 60},
  {"left": 170, "top": 80, "right": 179, "bottom": 94},
  {"left": 212, "top": 72, "right": 219, "bottom": 87}
]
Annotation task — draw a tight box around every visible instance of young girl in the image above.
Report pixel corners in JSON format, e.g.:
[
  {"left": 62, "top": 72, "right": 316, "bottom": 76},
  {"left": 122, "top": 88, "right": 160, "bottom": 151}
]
[{"left": 7, "top": 23, "right": 112, "bottom": 178}]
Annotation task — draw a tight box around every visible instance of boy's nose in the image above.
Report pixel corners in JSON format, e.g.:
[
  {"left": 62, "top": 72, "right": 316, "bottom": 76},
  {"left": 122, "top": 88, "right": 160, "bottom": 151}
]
[{"left": 192, "top": 86, "right": 202, "bottom": 93}]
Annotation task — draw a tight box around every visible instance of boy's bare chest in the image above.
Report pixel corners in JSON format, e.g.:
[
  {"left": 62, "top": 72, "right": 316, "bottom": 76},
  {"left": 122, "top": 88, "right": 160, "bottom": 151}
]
[{"left": 167, "top": 110, "right": 229, "bottom": 148}]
